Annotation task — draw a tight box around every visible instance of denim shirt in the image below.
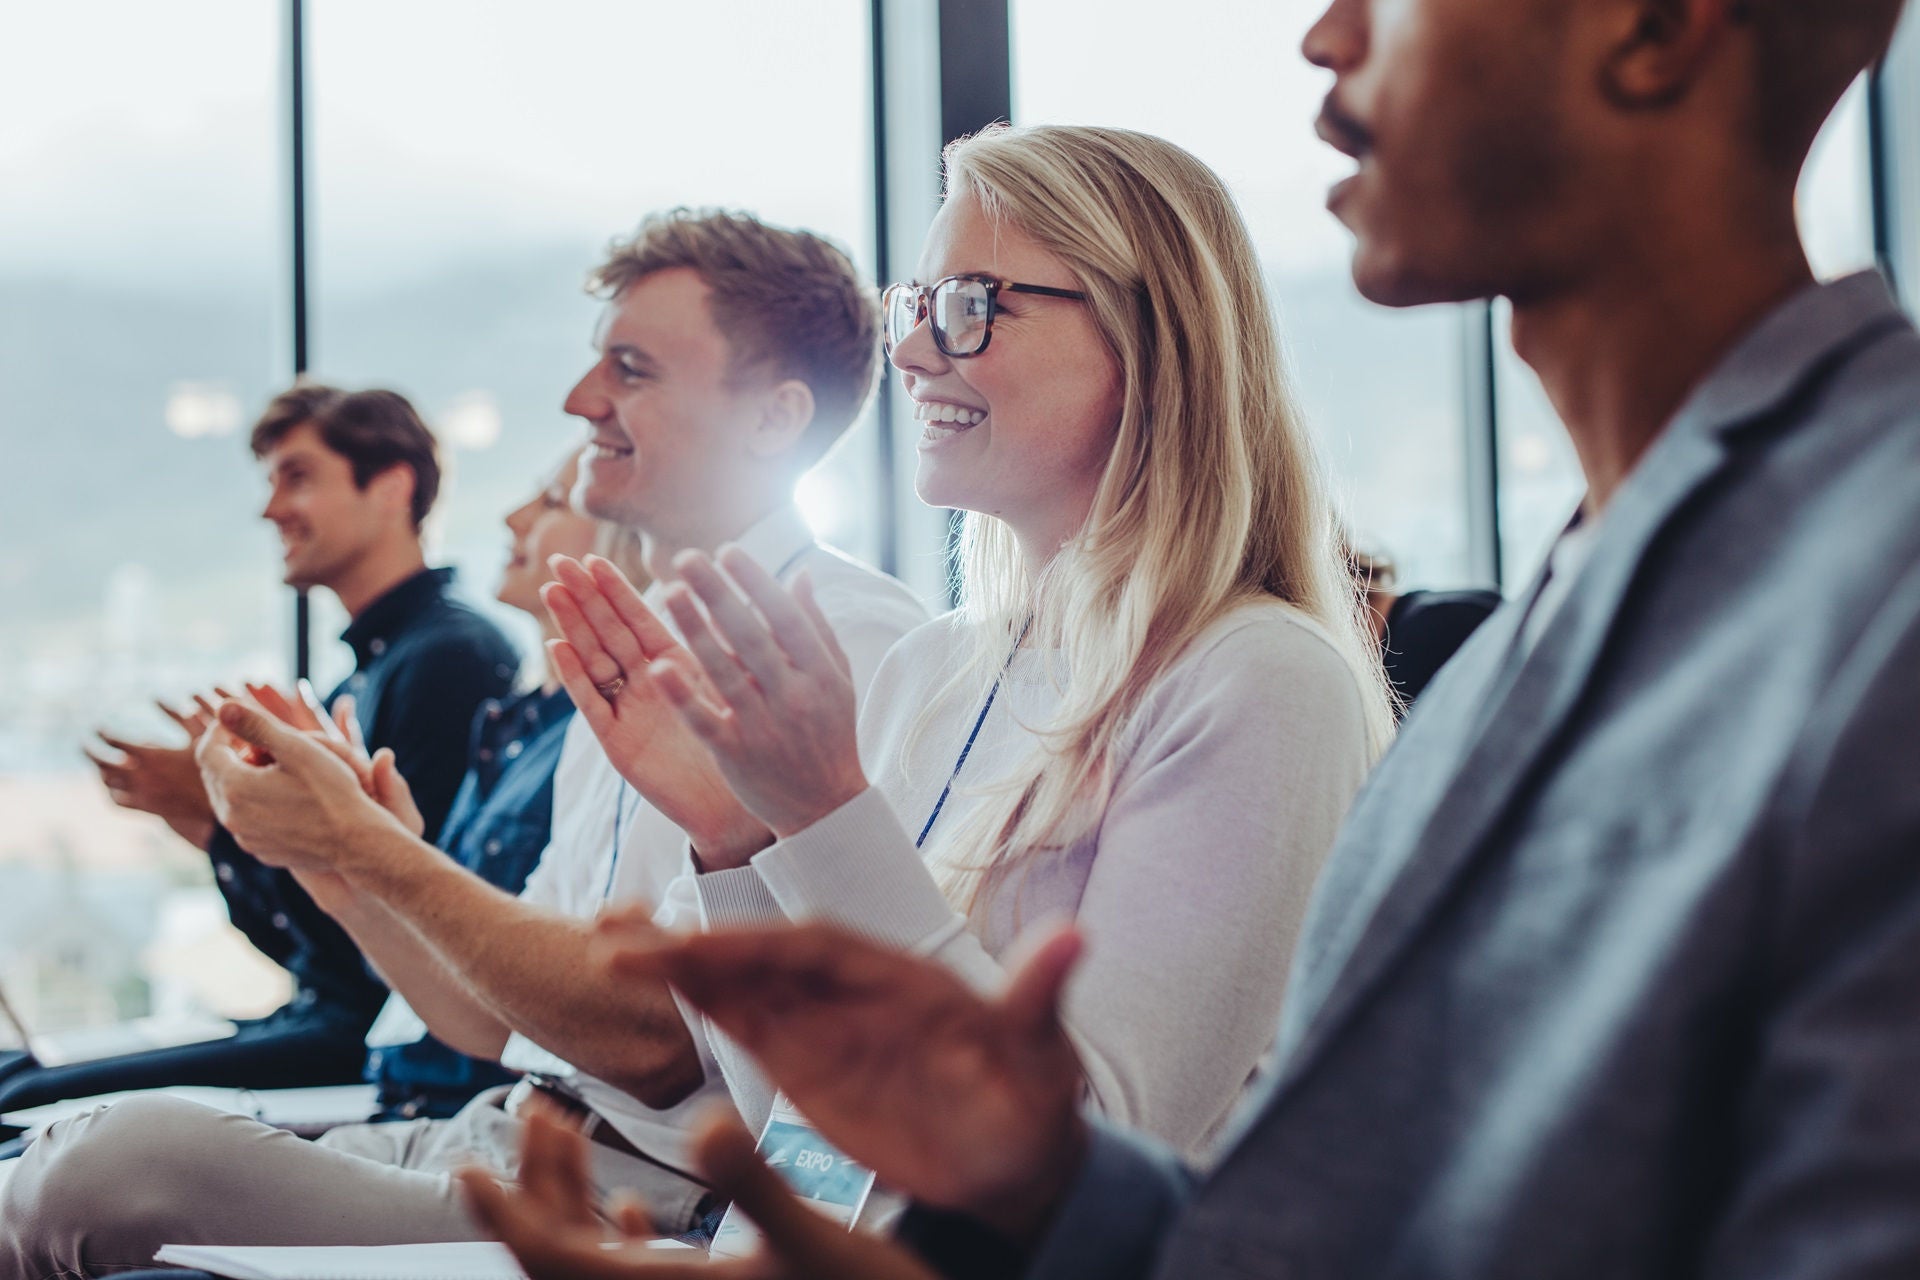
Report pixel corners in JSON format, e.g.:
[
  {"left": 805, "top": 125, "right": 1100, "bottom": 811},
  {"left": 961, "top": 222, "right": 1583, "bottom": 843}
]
[
  {"left": 207, "top": 567, "right": 520, "bottom": 1033},
  {"left": 366, "top": 684, "right": 575, "bottom": 1118}
]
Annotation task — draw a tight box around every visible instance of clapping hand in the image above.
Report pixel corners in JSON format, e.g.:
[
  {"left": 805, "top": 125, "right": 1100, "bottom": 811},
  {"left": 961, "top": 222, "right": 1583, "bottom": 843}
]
[
  {"left": 458, "top": 1101, "right": 940, "bottom": 1280},
  {"left": 542, "top": 554, "right": 773, "bottom": 868},
  {"left": 646, "top": 548, "right": 869, "bottom": 840},
  {"left": 85, "top": 689, "right": 233, "bottom": 849},
  {"left": 601, "top": 920, "right": 1092, "bottom": 1248},
  {"left": 244, "top": 683, "right": 425, "bottom": 837},
  {"left": 195, "top": 695, "right": 412, "bottom": 880}
]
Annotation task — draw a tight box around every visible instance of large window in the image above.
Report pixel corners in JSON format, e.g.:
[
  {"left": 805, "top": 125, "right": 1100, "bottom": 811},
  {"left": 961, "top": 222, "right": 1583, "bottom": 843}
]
[
  {"left": 1011, "top": 0, "right": 1472, "bottom": 588},
  {"left": 5, "top": 2, "right": 1916, "bottom": 1044},
  {"left": 303, "top": 0, "right": 879, "bottom": 679},
  {"left": 0, "top": 3, "right": 296, "bottom": 1036}
]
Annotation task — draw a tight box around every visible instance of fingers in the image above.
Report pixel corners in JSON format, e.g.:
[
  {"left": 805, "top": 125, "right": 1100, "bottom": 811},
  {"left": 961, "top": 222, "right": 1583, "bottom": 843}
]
[
  {"left": 247, "top": 682, "right": 314, "bottom": 733},
  {"left": 660, "top": 585, "right": 757, "bottom": 716},
  {"left": 606, "top": 1193, "right": 654, "bottom": 1241},
  {"left": 214, "top": 697, "right": 308, "bottom": 765},
  {"left": 547, "top": 557, "right": 653, "bottom": 679},
  {"left": 548, "top": 639, "right": 620, "bottom": 739},
  {"left": 676, "top": 553, "right": 794, "bottom": 694},
  {"left": 93, "top": 729, "right": 150, "bottom": 757},
  {"left": 332, "top": 693, "right": 365, "bottom": 751},
  {"left": 370, "top": 749, "right": 427, "bottom": 835},
  {"left": 584, "top": 555, "right": 679, "bottom": 659},
  {"left": 156, "top": 699, "right": 201, "bottom": 735},
  {"left": 514, "top": 1103, "right": 601, "bottom": 1227},
  {"left": 792, "top": 572, "right": 853, "bottom": 679},
  {"left": 316, "top": 737, "right": 378, "bottom": 790},
  {"left": 299, "top": 679, "right": 347, "bottom": 744},
  {"left": 997, "top": 922, "right": 1084, "bottom": 1040},
  {"left": 714, "top": 547, "right": 835, "bottom": 677},
  {"left": 82, "top": 742, "right": 125, "bottom": 773},
  {"left": 645, "top": 653, "right": 732, "bottom": 743}
]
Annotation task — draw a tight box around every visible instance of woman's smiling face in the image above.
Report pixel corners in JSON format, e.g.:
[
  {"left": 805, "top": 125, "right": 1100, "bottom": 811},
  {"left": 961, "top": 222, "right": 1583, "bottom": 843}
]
[{"left": 891, "top": 190, "right": 1125, "bottom": 555}]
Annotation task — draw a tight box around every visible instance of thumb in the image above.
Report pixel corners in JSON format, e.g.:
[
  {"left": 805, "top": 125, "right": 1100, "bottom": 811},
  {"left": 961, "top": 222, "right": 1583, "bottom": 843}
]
[
  {"left": 216, "top": 698, "right": 305, "bottom": 764},
  {"left": 372, "top": 749, "right": 426, "bottom": 836},
  {"left": 999, "top": 921, "right": 1083, "bottom": 1039}
]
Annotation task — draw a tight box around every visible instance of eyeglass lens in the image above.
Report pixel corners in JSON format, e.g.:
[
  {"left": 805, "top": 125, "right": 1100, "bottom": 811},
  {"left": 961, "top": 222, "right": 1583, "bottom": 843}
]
[{"left": 887, "top": 278, "right": 993, "bottom": 356}]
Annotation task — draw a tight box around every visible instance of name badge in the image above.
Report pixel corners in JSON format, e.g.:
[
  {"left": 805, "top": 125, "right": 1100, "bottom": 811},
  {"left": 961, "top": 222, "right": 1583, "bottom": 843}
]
[{"left": 708, "top": 1093, "right": 878, "bottom": 1258}]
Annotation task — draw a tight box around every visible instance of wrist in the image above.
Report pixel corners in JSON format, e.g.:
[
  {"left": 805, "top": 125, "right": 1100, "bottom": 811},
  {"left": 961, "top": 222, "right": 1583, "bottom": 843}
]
[
  {"left": 768, "top": 775, "right": 871, "bottom": 840},
  {"left": 690, "top": 817, "right": 775, "bottom": 873},
  {"left": 333, "top": 814, "right": 430, "bottom": 893},
  {"left": 960, "top": 1113, "right": 1090, "bottom": 1250}
]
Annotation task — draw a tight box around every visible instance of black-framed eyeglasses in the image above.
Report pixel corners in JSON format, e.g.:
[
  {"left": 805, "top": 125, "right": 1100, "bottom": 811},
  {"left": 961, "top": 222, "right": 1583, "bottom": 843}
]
[{"left": 882, "top": 273, "right": 1089, "bottom": 359}]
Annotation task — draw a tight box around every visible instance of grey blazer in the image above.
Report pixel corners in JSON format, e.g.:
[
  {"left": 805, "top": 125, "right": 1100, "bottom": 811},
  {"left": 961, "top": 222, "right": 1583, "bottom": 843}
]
[{"left": 1017, "top": 273, "right": 1920, "bottom": 1280}]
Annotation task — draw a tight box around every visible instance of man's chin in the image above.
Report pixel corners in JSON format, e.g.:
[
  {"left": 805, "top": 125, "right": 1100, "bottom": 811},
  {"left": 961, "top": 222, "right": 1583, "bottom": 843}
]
[
  {"left": 1348, "top": 240, "right": 1492, "bottom": 310},
  {"left": 577, "top": 476, "right": 645, "bottom": 528}
]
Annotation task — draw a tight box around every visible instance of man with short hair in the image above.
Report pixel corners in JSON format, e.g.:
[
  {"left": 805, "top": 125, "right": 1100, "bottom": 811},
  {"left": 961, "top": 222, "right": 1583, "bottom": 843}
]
[
  {"left": 494, "top": 2, "right": 1920, "bottom": 1277},
  {"left": 2, "top": 386, "right": 517, "bottom": 1114},
  {"left": 0, "top": 209, "right": 926, "bottom": 1276}
]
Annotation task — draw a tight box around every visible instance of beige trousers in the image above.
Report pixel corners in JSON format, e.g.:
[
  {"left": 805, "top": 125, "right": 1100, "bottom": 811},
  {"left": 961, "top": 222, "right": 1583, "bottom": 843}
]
[{"left": 0, "top": 1088, "right": 707, "bottom": 1280}]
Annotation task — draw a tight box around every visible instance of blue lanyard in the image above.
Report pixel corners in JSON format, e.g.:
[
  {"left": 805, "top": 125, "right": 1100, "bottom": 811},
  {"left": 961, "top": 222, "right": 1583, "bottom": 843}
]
[
  {"left": 605, "top": 540, "right": 818, "bottom": 901},
  {"left": 914, "top": 616, "right": 1033, "bottom": 850}
]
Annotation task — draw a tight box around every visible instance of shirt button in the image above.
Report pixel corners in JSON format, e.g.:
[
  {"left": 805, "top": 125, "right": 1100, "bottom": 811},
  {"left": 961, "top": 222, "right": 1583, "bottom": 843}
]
[
  {"left": 216, "top": 864, "right": 235, "bottom": 884},
  {"left": 271, "top": 912, "right": 291, "bottom": 931},
  {"left": 370, "top": 638, "right": 388, "bottom": 657},
  {"left": 503, "top": 740, "right": 524, "bottom": 760},
  {"left": 484, "top": 839, "right": 503, "bottom": 856},
  {"left": 486, "top": 702, "right": 503, "bottom": 721},
  {"left": 478, "top": 748, "right": 494, "bottom": 763}
]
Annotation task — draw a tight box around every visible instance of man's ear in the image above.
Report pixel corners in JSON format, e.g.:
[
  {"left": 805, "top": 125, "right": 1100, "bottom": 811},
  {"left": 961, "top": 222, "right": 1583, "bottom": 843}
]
[
  {"left": 365, "top": 463, "right": 418, "bottom": 527},
  {"left": 1599, "top": 0, "right": 1746, "bottom": 108},
  {"left": 746, "top": 379, "right": 817, "bottom": 462}
]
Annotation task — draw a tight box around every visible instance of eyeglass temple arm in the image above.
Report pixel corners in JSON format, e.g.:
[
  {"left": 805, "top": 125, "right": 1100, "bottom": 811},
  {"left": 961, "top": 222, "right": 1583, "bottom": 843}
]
[{"left": 1001, "top": 283, "right": 1089, "bottom": 301}]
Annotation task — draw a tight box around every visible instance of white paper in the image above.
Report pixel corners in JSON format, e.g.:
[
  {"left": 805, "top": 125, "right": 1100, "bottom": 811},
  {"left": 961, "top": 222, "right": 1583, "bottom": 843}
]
[
  {"left": 152, "top": 1239, "right": 697, "bottom": 1280},
  {"left": 153, "top": 1242, "right": 529, "bottom": 1280},
  {"left": 2, "top": 1083, "right": 378, "bottom": 1138}
]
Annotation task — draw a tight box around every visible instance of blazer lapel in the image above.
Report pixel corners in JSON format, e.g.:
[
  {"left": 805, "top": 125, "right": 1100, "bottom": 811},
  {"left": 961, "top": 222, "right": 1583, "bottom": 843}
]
[{"left": 1270, "top": 422, "right": 1732, "bottom": 1096}]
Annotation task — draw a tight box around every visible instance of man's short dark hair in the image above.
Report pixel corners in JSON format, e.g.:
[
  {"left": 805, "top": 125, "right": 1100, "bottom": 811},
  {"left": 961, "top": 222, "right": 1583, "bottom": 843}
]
[
  {"left": 250, "top": 384, "right": 442, "bottom": 528},
  {"left": 587, "top": 208, "right": 883, "bottom": 467}
]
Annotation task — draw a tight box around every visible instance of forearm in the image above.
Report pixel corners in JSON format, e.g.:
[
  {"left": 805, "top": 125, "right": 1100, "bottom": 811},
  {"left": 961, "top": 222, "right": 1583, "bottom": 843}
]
[
  {"left": 348, "top": 827, "right": 705, "bottom": 1105},
  {"left": 318, "top": 873, "right": 511, "bottom": 1060}
]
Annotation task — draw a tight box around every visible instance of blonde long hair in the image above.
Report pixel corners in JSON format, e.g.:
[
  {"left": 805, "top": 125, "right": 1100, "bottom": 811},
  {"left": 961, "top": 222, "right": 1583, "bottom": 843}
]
[{"left": 922, "top": 124, "right": 1396, "bottom": 910}]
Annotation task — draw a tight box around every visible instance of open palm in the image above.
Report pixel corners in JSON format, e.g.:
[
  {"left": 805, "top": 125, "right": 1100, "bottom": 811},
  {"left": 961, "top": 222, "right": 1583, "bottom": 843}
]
[
  {"left": 542, "top": 554, "right": 772, "bottom": 866},
  {"left": 605, "top": 921, "right": 1090, "bottom": 1241}
]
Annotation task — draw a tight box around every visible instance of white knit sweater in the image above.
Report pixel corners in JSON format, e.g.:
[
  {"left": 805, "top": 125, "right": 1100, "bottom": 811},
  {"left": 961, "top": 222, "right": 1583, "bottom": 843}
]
[{"left": 695, "top": 599, "right": 1374, "bottom": 1160}]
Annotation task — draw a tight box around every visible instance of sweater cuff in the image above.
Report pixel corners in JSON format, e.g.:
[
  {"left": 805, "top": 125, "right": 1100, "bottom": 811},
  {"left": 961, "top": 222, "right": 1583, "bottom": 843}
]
[
  {"left": 750, "top": 786, "right": 962, "bottom": 953},
  {"left": 693, "top": 859, "right": 787, "bottom": 928}
]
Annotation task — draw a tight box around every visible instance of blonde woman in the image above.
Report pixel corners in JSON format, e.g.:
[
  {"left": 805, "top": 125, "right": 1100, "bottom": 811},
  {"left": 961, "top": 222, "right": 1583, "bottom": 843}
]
[{"left": 550, "top": 124, "right": 1394, "bottom": 1160}]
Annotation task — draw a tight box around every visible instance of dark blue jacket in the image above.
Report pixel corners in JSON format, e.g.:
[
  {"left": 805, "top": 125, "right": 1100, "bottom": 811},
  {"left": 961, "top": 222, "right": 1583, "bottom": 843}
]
[
  {"left": 366, "top": 684, "right": 574, "bottom": 1118},
  {"left": 208, "top": 567, "right": 519, "bottom": 1033}
]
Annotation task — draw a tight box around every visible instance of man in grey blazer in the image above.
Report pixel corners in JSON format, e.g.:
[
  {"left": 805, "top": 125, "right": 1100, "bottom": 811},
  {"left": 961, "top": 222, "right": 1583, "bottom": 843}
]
[{"left": 458, "top": 0, "right": 1920, "bottom": 1277}]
